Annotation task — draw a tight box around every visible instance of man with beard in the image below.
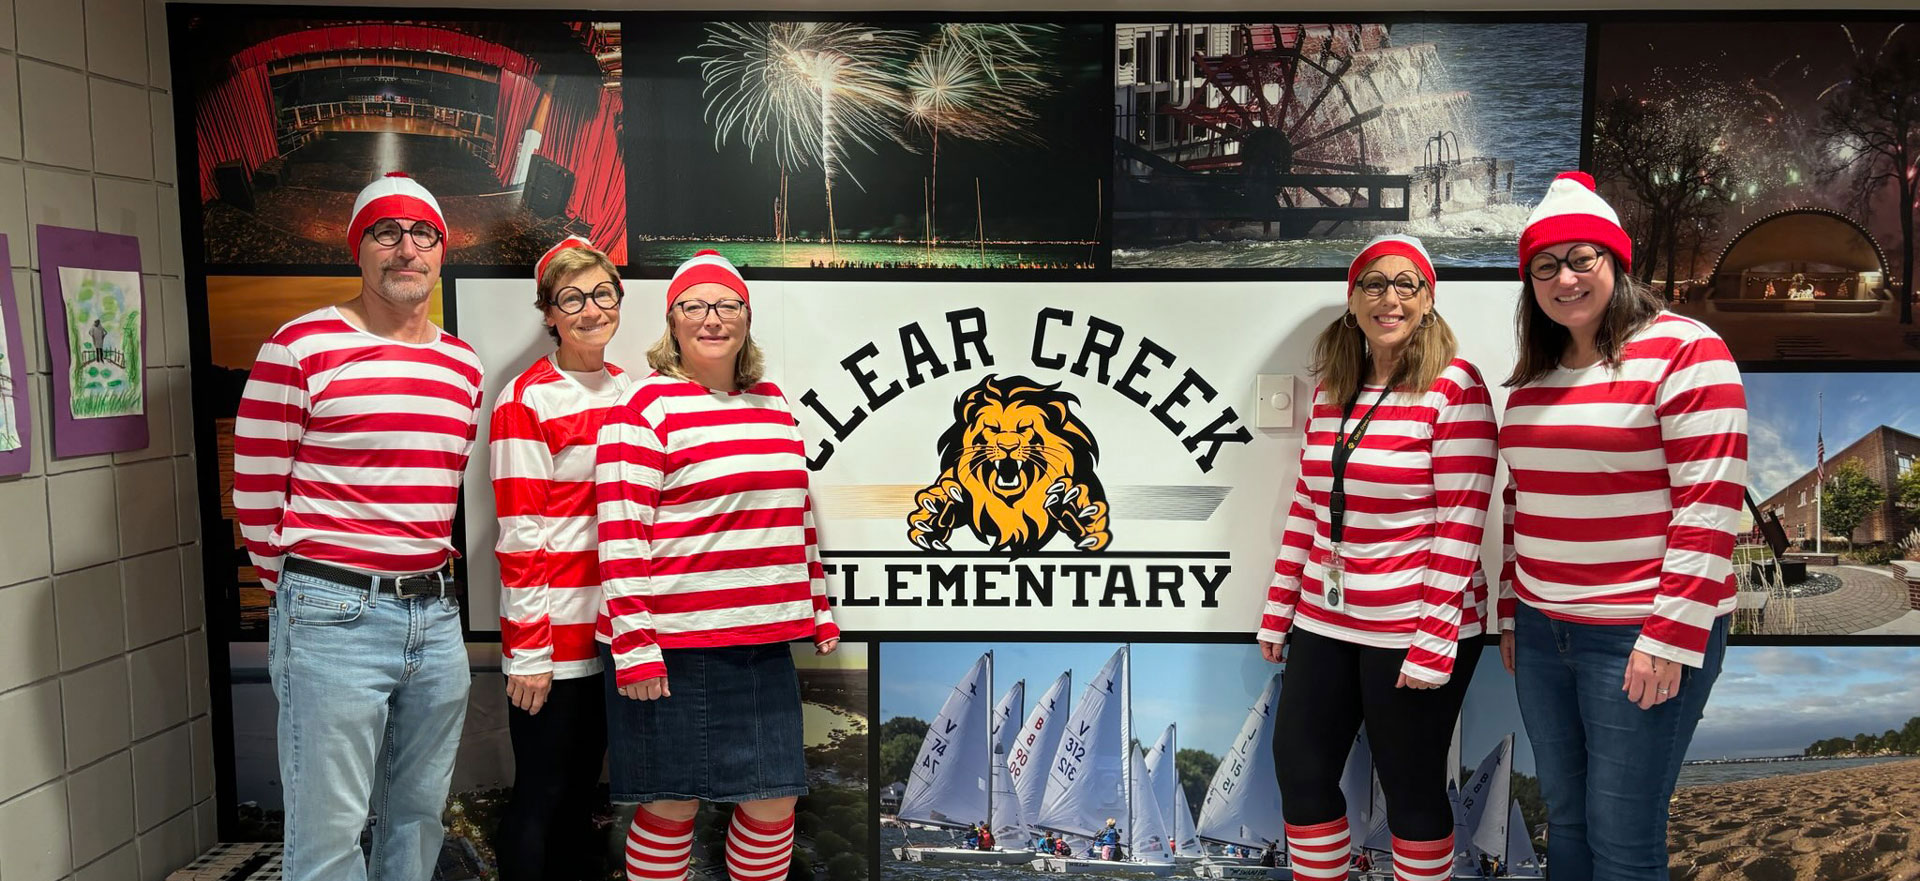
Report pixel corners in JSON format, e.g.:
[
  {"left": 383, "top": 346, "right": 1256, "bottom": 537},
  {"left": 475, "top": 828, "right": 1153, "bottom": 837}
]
[{"left": 233, "top": 173, "right": 484, "bottom": 881}]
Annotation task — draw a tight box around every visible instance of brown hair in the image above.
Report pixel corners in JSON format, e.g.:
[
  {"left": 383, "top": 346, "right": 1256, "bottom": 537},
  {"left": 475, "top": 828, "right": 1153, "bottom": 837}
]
[
  {"left": 1310, "top": 309, "right": 1460, "bottom": 405},
  {"left": 535, "top": 246, "right": 624, "bottom": 345},
  {"left": 648, "top": 318, "right": 766, "bottom": 391},
  {"left": 1504, "top": 257, "right": 1665, "bottom": 388}
]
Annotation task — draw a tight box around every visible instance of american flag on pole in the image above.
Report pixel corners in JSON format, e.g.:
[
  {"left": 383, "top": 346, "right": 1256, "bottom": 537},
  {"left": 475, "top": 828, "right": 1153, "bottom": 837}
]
[{"left": 1816, "top": 392, "right": 1826, "bottom": 484}]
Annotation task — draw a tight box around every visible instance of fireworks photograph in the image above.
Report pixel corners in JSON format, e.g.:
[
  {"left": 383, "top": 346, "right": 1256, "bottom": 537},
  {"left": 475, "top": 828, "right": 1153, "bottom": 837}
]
[
  {"left": 187, "top": 16, "right": 626, "bottom": 266},
  {"left": 628, "top": 21, "right": 1108, "bottom": 272},
  {"left": 1591, "top": 20, "right": 1920, "bottom": 364},
  {"left": 1111, "top": 22, "right": 1587, "bottom": 270}
]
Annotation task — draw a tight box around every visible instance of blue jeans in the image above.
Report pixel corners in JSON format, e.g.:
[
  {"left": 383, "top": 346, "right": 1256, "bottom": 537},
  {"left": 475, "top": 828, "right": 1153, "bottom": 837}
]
[
  {"left": 1512, "top": 604, "right": 1727, "bottom": 881},
  {"left": 268, "top": 565, "right": 470, "bottom": 881}
]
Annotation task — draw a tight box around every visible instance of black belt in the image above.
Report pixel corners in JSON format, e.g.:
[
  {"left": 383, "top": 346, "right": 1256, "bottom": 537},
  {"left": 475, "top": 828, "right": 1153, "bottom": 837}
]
[{"left": 284, "top": 557, "right": 450, "bottom": 598}]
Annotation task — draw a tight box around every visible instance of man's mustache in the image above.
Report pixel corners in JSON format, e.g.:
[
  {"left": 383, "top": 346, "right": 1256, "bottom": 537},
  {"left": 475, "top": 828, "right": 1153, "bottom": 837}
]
[{"left": 382, "top": 260, "right": 430, "bottom": 273}]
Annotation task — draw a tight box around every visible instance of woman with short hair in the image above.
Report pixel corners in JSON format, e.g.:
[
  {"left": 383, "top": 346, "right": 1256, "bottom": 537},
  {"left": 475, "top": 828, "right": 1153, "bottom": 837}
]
[{"left": 490, "top": 236, "right": 630, "bottom": 881}]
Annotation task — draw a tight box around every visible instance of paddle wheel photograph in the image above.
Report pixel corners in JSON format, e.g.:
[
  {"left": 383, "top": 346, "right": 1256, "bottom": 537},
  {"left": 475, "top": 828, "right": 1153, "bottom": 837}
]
[{"left": 1112, "top": 22, "right": 1584, "bottom": 269}]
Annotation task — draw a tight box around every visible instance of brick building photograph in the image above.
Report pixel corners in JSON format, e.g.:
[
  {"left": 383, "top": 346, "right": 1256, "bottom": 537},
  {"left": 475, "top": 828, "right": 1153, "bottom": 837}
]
[
  {"left": 1756, "top": 423, "right": 1920, "bottom": 546},
  {"left": 1739, "top": 373, "right": 1920, "bottom": 637}
]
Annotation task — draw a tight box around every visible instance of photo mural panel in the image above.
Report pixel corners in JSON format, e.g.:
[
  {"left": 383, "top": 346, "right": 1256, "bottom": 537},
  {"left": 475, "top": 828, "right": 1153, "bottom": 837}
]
[
  {"left": 627, "top": 20, "right": 1110, "bottom": 272},
  {"left": 874, "top": 641, "right": 1920, "bottom": 881},
  {"left": 1111, "top": 22, "right": 1587, "bottom": 271},
  {"left": 782, "top": 280, "right": 1522, "bottom": 635},
  {"left": 877, "top": 641, "right": 1547, "bottom": 877},
  {"left": 200, "top": 274, "right": 446, "bottom": 640},
  {"left": 225, "top": 640, "right": 870, "bottom": 881},
  {"left": 185, "top": 15, "right": 626, "bottom": 267},
  {"left": 1590, "top": 20, "right": 1920, "bottom": 364},
  {"left": 1738, "top": 372, "right": 1920, "bottom": 638}
]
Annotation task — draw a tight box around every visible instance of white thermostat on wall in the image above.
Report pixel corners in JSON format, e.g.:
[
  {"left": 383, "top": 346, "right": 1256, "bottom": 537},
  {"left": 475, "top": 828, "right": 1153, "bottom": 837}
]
[{"left": 1253, "top": 374, "right": 1297, "bottom": 430}]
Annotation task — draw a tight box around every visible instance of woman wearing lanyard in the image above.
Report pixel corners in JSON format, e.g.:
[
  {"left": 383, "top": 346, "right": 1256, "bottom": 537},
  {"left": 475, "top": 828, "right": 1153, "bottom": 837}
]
[
  {"left": 489, "top": 237, "right": 630, "bottom": 881},
  {"left": 1257, "top": 235, "right": 1497, "bottom": 881},
  {"left": 1499, "top": 173, "right": 1746, "bottom": 881}
]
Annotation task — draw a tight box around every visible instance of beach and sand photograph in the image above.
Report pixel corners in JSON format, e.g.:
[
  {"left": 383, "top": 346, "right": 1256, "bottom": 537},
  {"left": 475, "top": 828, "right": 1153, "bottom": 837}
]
[
  {"left": 1738, "top": 372, "right": 1920, "bottom": 636},
  {"left": 1670, "top": 646, "right": 1920, "bottom": 881},
  {"left": 1110, "top": 22, "right": 1585, "bottom": 270},
  {"left": 227, "top": 642, "right": 869, "bottom": 881},
  {"left": 1590, "top": 21, "right": 1920, "bottom": 364},
  {"left": 878, "top": 641, "right": 1543, "bottom": 880},
  {"left": 199, "top": 275, "right": 448, "bottom": 639},
  {"left": 627, "top": 21, "right": 1108, "bottom": 271},
  {"left": 186, "top": 16, "right": 626, "bottom": 266}
]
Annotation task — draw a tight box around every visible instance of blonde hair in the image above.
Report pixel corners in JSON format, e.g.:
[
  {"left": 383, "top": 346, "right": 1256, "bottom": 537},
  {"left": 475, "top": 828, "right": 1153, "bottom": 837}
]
[
  {"left": 535, "top": 246, "right": 624, "bottom": 345},
  {"left": 1310, "top": 310, "right": 1459, "bottom": 405},
  {"left": 648, "top": 320, "right": 766, "bottom": 390}
]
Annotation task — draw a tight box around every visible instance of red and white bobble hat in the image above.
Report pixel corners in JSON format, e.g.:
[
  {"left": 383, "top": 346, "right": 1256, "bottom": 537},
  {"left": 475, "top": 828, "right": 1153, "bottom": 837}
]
[
  {"left": 665, "top": 249, "right": 748, "bottom": 311},
  {"left": 1518, "top": 171, "right": 1633, "bottom": 275},
  {"left": 536, "top": 235, "right": 595, "bottom": 285},
  {"left": 348, "top": 172, "right": 446, "bottom": 261},
  {"left": 1348, "top": 234, "right": 1437, "bottom": 297}
]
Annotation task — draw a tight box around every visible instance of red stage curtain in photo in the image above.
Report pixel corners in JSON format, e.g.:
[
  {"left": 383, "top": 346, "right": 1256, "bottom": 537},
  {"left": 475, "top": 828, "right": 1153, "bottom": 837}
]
[
  {"left": 195, "top": 64, "right": 276, "bottom": 203},
  {"left": 234, "top": 25, "right": 537, "bottom": 79},
  {"left": 536, "top": 77, "right": 627, "bottom": 262},
  {"left": 493, "top": 71, "right": 541, "bottom": 186}
]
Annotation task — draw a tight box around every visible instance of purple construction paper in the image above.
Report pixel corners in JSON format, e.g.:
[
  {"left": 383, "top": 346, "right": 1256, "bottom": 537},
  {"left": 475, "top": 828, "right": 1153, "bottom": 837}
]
[
  {"left": 37, "top": 225, "right": 147, "bottom": 458},
  {"left": 0, "top": 235, "right": 28, "bottom": 476}
]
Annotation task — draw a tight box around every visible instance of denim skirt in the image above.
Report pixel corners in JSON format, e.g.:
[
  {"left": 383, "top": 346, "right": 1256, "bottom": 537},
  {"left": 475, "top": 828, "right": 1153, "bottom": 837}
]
[{"left": 601, "top": 642, "right": 809, "bottom": 804}]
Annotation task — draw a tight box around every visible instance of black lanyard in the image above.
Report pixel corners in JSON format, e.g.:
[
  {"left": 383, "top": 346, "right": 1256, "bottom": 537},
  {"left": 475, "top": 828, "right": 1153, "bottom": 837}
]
[{"left": 1329, "top": 385, "right": 1391, "bottom": 545}]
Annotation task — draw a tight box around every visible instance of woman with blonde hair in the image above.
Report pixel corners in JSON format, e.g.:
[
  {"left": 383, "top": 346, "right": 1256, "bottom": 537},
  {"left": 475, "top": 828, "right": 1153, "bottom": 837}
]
[
  {"left": 595, "top": 250, "right": 838, "bottom": 881},
  {"left": 490, "top": 236, "right": 630, "bottom": 880},
  {"left": 1257, "top": 235, "right": 1497, "bottom": 881}
]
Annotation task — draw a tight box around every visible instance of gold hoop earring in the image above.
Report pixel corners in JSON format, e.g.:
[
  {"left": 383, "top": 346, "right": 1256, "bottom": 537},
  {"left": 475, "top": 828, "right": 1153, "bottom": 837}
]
[
  {"left": 1419, "top": 312, "right": 1436, "bottom": 329},
  {"left": 1342, "top": 312, "right": 1358, "bottom": 328}
]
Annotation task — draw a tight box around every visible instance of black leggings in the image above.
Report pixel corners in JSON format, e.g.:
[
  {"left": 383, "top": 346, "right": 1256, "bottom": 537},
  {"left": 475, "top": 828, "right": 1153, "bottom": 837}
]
[
  {"left": 497, "top": 675, "right": 608, "bottom": 881},
  {"left": 1272, "top": 627, "right": 1480, "bottom": 842}
]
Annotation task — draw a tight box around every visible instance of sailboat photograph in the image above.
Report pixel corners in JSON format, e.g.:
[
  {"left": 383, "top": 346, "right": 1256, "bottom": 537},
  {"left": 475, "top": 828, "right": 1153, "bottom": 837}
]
[
  {"left": 879, "top": 641, "right": 1548, "bottom": 880},
  {"left": 880, "top": 643, "right": 1293, "bottom": 879}
]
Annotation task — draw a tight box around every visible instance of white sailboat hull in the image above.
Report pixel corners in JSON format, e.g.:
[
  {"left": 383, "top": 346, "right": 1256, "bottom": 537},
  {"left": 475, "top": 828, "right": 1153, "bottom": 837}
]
[
  {"left": 896, "top": 846, "right": 1035, "bottom": 865},
  {"left": 1034, "top": 857, "right": 1180, "bottom": 876},
  {"left": 1190, "top": 865, "right": 1291, "bottom": 881}
]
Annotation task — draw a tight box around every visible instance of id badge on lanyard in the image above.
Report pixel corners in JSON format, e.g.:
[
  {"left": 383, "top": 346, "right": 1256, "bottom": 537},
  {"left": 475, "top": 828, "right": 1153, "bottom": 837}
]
[
  {"left": 1324, "top": 386, "right": 1388, "bottom": 614},
  {"left": 1323, "top": 544, "right": 1347, "bottom": 611}
]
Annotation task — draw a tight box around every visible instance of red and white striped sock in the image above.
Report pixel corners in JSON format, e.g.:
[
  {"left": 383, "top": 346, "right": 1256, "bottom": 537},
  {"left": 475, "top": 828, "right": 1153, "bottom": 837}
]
[
  {"left": 1284, "top": 818, "right": 1351, "bottom": 881},
  {"left": 624, "top": 807, "right": 696, "bottom": 881},
  {"left": 725, "top": 809, "right": 796, "bottom": 881},
  {"left": 1391, "top": 834, "right": 1454, "bottom": 881}
]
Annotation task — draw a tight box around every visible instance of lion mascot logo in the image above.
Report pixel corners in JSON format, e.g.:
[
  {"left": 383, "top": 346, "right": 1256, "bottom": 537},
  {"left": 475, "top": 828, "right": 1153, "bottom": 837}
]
[{"left": 907, "top": 374, "right": 1111, "bottom": 553}]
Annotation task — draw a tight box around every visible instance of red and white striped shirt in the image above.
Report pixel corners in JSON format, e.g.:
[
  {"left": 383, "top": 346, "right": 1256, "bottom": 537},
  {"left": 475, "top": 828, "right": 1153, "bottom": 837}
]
[
  {"left": 232, "top": 307, "right": 484, "bottom": 590},
  {"left": 1259, "top": 359, "right": 1497, "bottom": 684},
  {"left": 593, "top": 373, "right": 839, "bottom": 686},
  {"left": 1497, "top": 313, "right": 1747, "bottom": 668},
  {"left": 490, "top": 356, "right": 631, "bottom": 680}
]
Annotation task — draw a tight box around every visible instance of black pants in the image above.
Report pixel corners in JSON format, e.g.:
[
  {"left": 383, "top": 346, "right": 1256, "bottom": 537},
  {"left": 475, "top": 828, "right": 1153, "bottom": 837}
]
[
  {"left": 1272, "top": 627, "right": 1481, "bottom": 842},
  {"left": 496, "top": 675, "right": 608, "bottom": 881}
]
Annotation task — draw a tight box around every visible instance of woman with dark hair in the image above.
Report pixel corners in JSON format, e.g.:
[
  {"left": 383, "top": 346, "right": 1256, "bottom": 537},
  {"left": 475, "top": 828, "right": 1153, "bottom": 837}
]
[
  {"left": 490, "top": 236, "right": 630, "bottom": 880},
  {"left": 1499, "top": 172, "right": 1747, "bottom": 881},
  {"left": 595, "top": 250, "right": 839, "bottom": 881},
  {"left": 1258, "top": 235, "right": 1497, "bottom": 881}
]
